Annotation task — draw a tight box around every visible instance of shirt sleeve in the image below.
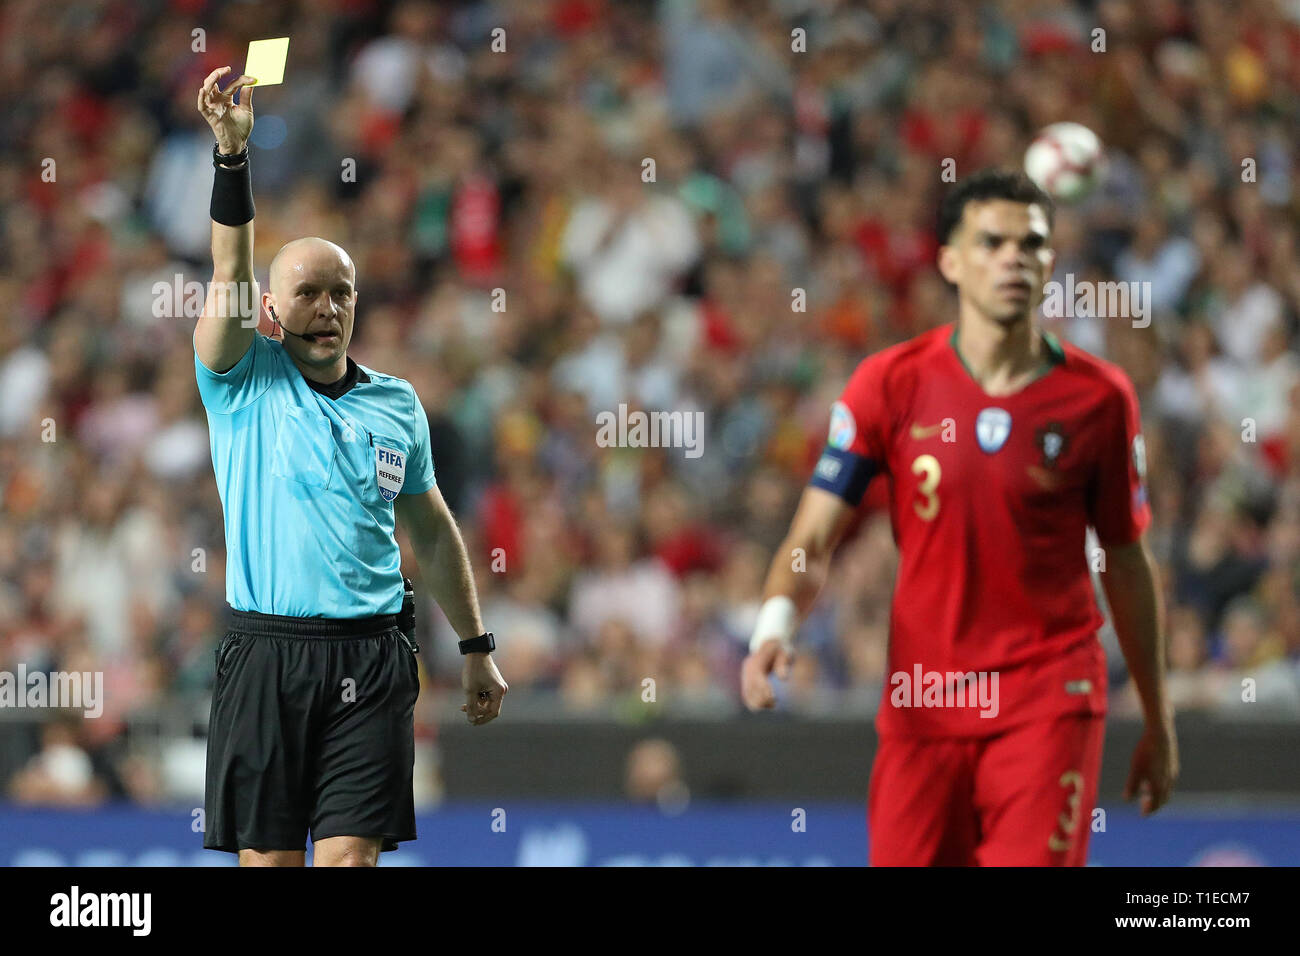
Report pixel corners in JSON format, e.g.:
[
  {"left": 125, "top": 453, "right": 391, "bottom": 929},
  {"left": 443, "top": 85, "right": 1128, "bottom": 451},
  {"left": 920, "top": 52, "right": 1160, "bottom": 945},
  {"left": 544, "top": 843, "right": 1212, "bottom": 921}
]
[
  {"left": 194, "top": 333, "right": 277, "bottom": 414},
  {"left": 402, "top": 384, "right": 437, "bottom": 494},
  {"left": 1087, "top": 372, "right": 1151, "bottom": 546},
  {"left": 808, "top": 353, "right": 890, "bottom": 506}
]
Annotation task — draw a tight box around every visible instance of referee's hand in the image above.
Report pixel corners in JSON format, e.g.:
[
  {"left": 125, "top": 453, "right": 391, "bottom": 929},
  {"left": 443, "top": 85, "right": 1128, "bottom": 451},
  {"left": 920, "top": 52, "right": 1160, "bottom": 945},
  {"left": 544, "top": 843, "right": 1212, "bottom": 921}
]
[
  {"left": 197, "top": 65, "right": 256, "bottom": 154},
  {"left": 461, "top": 653, "right": 507, "bottom": 726}
]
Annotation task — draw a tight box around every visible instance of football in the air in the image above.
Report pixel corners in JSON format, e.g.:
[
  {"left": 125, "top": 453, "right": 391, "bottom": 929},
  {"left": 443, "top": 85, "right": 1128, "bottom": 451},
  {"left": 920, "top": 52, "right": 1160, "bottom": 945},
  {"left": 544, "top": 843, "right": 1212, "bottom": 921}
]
[{"left": 1024, "top": 122, "right": 1103, "bottom": 202}]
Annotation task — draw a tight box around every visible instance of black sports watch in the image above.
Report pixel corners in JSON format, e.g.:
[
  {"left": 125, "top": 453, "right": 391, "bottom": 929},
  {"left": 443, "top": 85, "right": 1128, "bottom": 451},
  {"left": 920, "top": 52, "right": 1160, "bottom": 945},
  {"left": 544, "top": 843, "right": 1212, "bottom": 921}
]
[{"left": 458, "top": 632, "right": 495, "bottom": 655}]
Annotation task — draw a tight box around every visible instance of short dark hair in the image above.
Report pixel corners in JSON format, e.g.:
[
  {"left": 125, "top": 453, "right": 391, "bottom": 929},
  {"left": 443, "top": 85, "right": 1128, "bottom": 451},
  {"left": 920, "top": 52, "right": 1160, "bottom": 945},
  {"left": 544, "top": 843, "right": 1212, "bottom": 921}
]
[{"left": 937, "top": 168, "right": 1055, "bottom": 245}]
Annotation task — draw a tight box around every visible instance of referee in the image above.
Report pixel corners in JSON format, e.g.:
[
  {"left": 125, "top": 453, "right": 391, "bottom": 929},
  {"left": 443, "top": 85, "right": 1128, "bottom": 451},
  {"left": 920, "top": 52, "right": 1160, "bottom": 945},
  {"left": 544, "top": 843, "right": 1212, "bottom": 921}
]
[{"left": 194, "top": 67, "right": 507, "bottom": 867}]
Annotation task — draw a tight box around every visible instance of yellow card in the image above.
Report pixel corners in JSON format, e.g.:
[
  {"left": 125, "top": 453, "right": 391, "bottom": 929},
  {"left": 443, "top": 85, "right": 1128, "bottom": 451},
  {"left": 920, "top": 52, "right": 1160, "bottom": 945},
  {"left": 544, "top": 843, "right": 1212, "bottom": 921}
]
[{"left": 244, "top": 37, "right": 289, "bottom": 86}]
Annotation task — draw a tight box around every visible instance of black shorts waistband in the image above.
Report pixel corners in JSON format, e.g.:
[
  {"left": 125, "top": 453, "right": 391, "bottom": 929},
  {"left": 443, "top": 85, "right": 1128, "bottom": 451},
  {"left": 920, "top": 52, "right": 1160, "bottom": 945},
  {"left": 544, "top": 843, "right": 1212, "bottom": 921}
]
[{"left": 227, "top": 607, "right": 400, "bottom": 639}]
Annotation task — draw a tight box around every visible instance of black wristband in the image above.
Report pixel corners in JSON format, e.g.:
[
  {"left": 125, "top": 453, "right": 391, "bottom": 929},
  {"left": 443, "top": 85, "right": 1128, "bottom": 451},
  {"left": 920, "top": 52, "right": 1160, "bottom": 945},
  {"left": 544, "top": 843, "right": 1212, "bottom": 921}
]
[
  {"left": 210, "top": 146, "right": 255, "bottom": 226},
  {"left": 458, "top": 632, "right": 495, "bottom": 655},
  {"left": 213, "top": 143, "right": 249, "bottom": 168}
]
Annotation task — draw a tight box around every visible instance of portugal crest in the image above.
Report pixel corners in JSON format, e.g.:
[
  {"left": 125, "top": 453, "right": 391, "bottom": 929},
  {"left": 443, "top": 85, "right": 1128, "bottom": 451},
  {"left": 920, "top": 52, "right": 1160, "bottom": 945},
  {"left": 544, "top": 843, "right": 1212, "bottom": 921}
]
[
  {"left": 1035, "top": 422, "right": 1069, "bottom": 469},
  {"left": 976, "top": 407, "right": 1012, "bottom": 453}
]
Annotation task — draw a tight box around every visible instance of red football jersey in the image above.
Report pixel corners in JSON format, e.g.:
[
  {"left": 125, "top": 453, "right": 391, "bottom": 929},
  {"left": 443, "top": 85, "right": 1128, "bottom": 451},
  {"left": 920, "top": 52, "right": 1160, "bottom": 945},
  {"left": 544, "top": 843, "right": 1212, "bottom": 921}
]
[{"left": 810, "top": 322, "right": 1150, "bottom": 736}]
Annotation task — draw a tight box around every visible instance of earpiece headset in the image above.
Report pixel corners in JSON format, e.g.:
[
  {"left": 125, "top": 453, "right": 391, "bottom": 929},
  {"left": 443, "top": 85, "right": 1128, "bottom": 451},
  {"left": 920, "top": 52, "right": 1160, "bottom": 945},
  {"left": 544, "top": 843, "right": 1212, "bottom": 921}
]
[{"left": 268, "top": 305, "right": 321, "bottom": 342}]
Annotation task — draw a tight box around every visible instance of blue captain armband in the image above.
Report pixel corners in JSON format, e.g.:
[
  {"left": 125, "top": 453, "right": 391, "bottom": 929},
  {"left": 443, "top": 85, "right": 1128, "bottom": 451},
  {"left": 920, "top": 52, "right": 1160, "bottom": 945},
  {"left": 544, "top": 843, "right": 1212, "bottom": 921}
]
[{"left": 809, "top": 446, "right": 877, "bottom": 506}]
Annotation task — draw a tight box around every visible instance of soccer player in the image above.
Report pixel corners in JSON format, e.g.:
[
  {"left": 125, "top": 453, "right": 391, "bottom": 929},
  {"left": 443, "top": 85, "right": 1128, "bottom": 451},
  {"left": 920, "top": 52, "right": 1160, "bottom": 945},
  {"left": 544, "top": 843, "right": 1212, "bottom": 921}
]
[
  {"left": 742, "top": 169, "right": 1178, "bottom": 866},
  {"left": 194, "top": 67, "right": 507, "bottom": 866}
]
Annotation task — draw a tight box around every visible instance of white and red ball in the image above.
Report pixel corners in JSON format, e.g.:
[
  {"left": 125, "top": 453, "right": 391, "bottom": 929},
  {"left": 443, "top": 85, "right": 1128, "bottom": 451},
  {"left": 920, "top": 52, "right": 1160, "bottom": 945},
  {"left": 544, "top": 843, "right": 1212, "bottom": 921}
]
[{"left": 1024, "top": 122, "right": 1103, "bottom": 202}]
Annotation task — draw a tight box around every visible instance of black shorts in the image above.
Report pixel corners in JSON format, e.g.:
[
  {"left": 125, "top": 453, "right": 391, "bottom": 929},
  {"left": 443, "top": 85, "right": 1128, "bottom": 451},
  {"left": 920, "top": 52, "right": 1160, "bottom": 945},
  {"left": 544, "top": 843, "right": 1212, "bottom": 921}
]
[{"left": 204, "top": 608, "right": 421, "bottom": 854}]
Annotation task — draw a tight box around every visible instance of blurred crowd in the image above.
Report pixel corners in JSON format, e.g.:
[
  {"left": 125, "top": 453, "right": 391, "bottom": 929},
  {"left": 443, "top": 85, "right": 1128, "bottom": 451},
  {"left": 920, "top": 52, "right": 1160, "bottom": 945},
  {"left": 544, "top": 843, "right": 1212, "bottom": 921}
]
[{"left": 2, "top": 0, "right": 1300, "bottom": 804}]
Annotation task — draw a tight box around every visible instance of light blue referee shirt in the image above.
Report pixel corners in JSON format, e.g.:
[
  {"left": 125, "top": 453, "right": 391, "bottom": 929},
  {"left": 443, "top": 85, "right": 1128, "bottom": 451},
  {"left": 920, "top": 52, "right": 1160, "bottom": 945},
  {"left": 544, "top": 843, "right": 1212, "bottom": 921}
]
[{"left": 195, "top": 333, "right": 436, "bottom": 618}]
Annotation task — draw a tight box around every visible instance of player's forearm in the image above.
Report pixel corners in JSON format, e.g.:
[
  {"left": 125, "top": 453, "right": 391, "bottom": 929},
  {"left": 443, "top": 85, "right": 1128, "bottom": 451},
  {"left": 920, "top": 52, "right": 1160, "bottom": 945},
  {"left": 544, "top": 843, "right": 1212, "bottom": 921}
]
[
  {"left": 762, "top": 535, "right": 832, "bottom": 616},
  {"left": 1101, "top": 539, "right": 1172, "bottom": 730},
  {"left": 747, "top": 536, "right": 833, "bottom": 656},
  {"left": 411, "top": 513, "right": 486, "bottom": 643},
  {"left": 751, "top": 487, "right": 856, "bottom": 651}
]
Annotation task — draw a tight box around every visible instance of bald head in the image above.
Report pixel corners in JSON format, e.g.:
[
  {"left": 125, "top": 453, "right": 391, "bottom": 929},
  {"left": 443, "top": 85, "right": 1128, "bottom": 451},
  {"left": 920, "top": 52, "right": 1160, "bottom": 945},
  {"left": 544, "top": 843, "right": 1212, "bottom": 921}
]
[
  {"left": 262, "top": 236, "right": 358, "bottom": 380},
  {"left": 269, "top": 237, "right": 356, "bottom": 297}
]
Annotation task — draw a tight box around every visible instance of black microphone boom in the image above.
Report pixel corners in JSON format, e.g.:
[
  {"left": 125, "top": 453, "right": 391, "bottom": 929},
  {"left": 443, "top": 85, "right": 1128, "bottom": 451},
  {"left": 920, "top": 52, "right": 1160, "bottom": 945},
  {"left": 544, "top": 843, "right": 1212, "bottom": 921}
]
[{"left": 269, "top": 306, "right": 317, "bottom": 341}]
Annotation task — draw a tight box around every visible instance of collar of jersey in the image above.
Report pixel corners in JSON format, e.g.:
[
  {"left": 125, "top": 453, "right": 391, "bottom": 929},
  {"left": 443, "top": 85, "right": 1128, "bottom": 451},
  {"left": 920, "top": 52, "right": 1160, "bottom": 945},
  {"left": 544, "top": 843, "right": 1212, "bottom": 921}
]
[
  {"left": 949, "top": 324, "right": 1065, "bottom": 390},
  {"left": 304, "top": 355, "right": 370, "bottom": 401}
]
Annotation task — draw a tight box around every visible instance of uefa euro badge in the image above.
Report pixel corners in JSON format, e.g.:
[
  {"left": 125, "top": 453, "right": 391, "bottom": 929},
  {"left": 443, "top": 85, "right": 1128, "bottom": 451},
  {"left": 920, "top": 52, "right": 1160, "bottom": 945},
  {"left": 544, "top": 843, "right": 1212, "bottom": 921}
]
[
  {"left": 1131, "top": 433, "right": 1148, "bottom": 509},
  {"left": 375, "top": 444, "right": 406, "bottom": 501},
  {"left": 976, "top": 407, "right": 1012, "bottom": 453},
  {"left": 828, "top": 401, "right": 856, "bottom": 450}
]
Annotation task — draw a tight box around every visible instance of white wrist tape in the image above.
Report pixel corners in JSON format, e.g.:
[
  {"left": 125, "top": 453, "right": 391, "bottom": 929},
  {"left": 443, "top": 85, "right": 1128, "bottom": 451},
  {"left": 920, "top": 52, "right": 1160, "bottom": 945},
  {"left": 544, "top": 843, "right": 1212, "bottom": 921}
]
[{"left": 749, "top": 596, "right": 798, "bottom": 655}]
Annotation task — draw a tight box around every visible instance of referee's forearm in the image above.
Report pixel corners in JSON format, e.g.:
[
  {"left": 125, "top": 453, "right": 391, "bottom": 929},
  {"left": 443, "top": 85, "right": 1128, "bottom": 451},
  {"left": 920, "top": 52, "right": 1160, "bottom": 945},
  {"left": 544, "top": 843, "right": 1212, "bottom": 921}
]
[
  {"left": 211, "top": 220, "right": 254, "bottom": 282},
  {"left": 197, "top": 154, "right": 257, "bottom": 369},
  {"left": 414, "top": 518, "right": 486, "bottom": 642},
  {"left": 210, "top": 144, "right": 255, "bottom": 283}
]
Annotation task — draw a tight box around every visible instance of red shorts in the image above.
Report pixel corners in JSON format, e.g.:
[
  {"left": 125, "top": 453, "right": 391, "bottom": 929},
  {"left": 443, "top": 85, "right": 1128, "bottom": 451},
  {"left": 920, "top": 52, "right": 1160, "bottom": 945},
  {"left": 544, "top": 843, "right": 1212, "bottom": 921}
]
[{"left": 867, "top": 713, "right": 1105, "bottom": 866}]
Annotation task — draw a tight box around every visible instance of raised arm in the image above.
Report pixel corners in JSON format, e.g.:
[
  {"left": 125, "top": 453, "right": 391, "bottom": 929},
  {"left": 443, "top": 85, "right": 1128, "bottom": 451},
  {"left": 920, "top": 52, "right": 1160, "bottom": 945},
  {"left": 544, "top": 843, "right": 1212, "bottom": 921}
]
[{"left": 193, "top": 67, "right": 259, "bottom": 374}]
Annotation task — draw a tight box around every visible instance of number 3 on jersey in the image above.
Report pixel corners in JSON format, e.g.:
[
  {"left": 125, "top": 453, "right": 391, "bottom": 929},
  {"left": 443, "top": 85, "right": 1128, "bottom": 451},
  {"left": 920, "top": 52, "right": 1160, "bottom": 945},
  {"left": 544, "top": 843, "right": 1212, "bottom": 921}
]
[{"left": 911, "top": 454, "right": 941, "bottom": 521}]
